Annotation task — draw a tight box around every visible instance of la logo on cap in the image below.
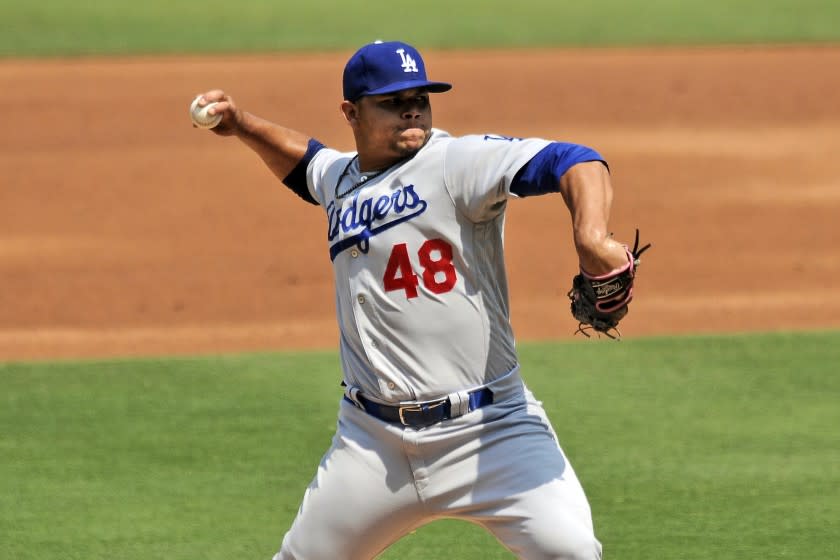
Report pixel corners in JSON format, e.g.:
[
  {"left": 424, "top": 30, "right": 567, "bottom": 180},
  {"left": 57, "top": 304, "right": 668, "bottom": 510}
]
[
  {"left": 342, "top": 40, "right": 452, "bottom": 101},
  {"left": 396, "top": 48, "right": 418, "bottom": 73}
]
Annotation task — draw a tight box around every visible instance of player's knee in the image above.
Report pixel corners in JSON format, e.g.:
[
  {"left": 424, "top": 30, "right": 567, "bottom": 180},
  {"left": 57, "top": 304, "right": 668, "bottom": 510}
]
[
  {"left": 554, "top": 531, "right": 602, "bottom": 560},
  {"left": 563, "top": 535, "right": 602, "bottom": 560},
  {"left": 272, "top": 547, "right": 311, "bottom": 560},
  {"left": 274, "top": 536, "right": 360, "bottom": 560},
  {"left": 552, "top": 512, "right": 603, "bottom": 559},
  {"left": 524, "top": 524, "right": 602, "bottom": 560},
  {"left": 531, "top": 534, "right": 601, "bottom": 560}
]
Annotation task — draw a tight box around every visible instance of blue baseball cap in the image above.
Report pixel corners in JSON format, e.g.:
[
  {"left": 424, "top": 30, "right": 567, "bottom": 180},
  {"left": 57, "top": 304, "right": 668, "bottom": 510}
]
[{"left": 343, "top": 40, "right": 452, "bottom": 102}]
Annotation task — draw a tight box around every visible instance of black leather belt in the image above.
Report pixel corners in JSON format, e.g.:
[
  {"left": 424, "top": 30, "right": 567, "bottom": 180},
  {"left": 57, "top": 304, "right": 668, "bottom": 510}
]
[{"left": 344, "top": 387, "right": 494, "bottom": 428}]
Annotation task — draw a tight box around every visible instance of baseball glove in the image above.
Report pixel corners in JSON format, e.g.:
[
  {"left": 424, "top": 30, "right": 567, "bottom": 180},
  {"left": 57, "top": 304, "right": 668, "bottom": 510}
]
[{"left": 567, "top": 229, "right": 652, "bottom": 339}]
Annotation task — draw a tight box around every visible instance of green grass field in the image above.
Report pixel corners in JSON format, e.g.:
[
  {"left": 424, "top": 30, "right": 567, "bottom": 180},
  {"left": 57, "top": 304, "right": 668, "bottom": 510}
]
[
  {"left": 1, "top": 0, "right": 840, "bottom": 57},
  {"left": 2, "top": 332, "right": 838, "bottom": 559}
]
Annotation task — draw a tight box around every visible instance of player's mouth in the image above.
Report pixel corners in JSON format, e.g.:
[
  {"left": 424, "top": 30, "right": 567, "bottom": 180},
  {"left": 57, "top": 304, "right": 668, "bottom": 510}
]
[
  {"left": 398, "top": 125, "right": 429, "bottom": 139},
  {"left": 394, "top": 127, "right": 429, "bottom": 156}
]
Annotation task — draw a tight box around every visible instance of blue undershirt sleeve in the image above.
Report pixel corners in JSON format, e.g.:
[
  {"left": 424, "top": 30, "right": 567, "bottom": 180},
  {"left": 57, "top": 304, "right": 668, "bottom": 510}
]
[
  {"left": 510, "top": 142, "right": 608, "bottom": 198},
  {"left": 282, "top": 138, "right": 325, "bottom": 205}
]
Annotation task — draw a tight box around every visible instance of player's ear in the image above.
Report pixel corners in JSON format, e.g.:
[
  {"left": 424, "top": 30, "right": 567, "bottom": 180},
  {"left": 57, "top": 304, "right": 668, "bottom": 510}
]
[{"left": 340, "top": 100, "right": 359, "bottom": 126}]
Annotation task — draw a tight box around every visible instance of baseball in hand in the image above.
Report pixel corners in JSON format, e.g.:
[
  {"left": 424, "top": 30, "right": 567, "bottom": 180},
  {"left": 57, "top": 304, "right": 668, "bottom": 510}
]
[{"left": 190, "top": 95, "right": 222, "bottom": 129}]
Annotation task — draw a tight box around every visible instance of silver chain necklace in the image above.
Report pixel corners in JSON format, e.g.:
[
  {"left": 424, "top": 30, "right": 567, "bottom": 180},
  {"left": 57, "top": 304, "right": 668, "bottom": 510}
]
[{"left": 335, "top": 155, "right": 387, "bottom": 198}]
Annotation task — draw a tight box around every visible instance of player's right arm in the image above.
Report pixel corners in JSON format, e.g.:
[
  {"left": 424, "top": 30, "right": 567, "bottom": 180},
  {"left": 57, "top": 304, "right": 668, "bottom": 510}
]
[{"left": 195, "top": 90, "right": 311, "bottom": 185}]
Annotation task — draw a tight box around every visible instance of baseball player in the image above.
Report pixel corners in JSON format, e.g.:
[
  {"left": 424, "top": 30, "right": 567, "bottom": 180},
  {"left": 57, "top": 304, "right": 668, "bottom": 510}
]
[{"left": 194, "top": 40, "right": 639, "bottom": 559}]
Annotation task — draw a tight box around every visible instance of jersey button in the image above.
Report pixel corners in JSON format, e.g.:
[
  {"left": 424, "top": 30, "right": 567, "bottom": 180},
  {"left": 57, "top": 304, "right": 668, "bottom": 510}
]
[
  {"left": 357, "top": 295, "right": 366, "bottom": 304},
  {"left": 350, "top": 249, "right": 359, "bottom": 258}
]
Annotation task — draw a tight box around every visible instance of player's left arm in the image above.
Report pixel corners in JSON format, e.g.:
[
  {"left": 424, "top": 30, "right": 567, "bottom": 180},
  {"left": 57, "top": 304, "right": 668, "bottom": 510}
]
[
  {"left": 512, "top": 142, "right": 652, "bottom": 336},
  {"left": 557, "top": 161, "right": 629, "bottom": 275},
  {"left": 510, "top": 143, "right": 628, "bottom": 274}
]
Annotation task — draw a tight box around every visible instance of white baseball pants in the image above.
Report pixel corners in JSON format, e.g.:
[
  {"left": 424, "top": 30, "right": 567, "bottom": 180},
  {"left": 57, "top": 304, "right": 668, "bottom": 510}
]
[{"left": 274, "top": 372, "right": 603, "bottom": 559}]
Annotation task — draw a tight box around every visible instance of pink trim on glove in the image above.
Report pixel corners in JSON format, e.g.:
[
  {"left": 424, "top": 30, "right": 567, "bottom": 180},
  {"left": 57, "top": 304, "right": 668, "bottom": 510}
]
[
  {"left": 580, "top": 246, "right": 636, "bottom": 313},
  {"left": 595, "top": 287, "right": 633, "bottom": 313}
]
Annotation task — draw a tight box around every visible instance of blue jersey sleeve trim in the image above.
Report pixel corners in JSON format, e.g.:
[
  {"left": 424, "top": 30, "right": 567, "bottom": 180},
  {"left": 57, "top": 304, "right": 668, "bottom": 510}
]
[
  {"left": 510, "top": 142, "right": 607, "bottom": 198},
  {"left": 282, "top": 138, "right": 325, "bottom": 205}
]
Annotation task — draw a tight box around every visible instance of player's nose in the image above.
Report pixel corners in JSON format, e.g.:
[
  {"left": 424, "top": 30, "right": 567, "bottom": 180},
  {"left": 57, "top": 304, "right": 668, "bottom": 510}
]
[
  {"left": 400, "top": 99, "right": 427, "bottom": 120},
  {"left": 401, "top": 107, "right": 422, "bottom": 120}
]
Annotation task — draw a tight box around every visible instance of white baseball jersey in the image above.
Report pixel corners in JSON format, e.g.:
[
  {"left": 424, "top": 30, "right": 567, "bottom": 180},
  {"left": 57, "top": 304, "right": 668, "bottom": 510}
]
[{"left": 305, "top": 129, "right": 550, "bottom": 403}]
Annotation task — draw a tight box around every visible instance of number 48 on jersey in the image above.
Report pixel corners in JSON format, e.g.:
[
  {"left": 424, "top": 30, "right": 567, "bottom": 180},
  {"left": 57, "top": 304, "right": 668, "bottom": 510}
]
[{"left": 383, "top": 239, "right": 457, "bottom": 298}]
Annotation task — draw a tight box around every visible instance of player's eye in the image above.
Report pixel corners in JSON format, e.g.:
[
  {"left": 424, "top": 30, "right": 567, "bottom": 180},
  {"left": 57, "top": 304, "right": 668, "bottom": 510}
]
[{"left": 378, "top": 95, "right": 429, "bottom": 112}]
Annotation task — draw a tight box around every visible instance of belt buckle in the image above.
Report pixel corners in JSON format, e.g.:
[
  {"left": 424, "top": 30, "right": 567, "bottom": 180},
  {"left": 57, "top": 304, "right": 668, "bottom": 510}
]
[{"left": 398, "top": 399, "right": 447, "bottom": 426}]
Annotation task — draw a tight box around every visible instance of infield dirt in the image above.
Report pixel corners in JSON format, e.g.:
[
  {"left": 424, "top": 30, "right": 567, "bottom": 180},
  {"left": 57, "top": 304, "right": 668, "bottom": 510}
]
[{"left": 2, "top": 46, "right": 839, "bottom": 360}]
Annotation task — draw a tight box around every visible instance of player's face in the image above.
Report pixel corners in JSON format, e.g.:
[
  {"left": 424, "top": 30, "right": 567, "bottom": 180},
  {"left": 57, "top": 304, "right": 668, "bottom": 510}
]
[{"left": 348, "top": 88, "right": 433, "bottom": 166}]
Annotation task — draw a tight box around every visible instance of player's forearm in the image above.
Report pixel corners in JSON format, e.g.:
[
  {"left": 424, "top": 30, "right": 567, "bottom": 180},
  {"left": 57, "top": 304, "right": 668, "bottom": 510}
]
[
  {"left": 574, "top": 230, "right": 629, "bottom": 276},
  {"left": 560, "top": 161, "right": 629, "bottom": 275},
  {"left": 234, "top": 111, "right": 311, "bottom": 183}
]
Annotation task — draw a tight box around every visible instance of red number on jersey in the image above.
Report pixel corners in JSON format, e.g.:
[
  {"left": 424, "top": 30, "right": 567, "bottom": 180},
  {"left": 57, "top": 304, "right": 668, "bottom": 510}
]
[
  {"left": 419, "top": 239, "right": 457, "bottom": 294},
  {"left": 383, "top": 239, "right": 458, "bottom": 298},
  {"left": 383, "top": 243, "right": 420, "bottom": 299}
]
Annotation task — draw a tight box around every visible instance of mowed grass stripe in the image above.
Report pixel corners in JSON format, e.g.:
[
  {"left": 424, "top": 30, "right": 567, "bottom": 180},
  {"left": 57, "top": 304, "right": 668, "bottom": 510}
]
[{"left": 2, "top": 0, "right": 840, "bottom": 57}]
